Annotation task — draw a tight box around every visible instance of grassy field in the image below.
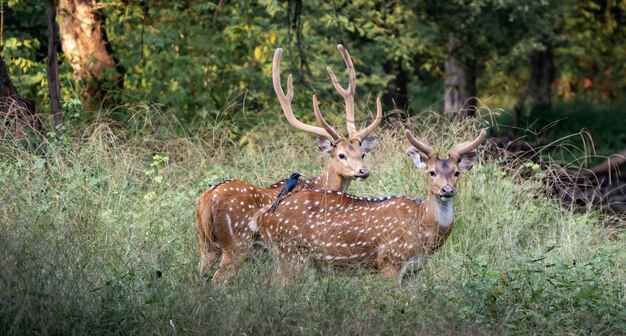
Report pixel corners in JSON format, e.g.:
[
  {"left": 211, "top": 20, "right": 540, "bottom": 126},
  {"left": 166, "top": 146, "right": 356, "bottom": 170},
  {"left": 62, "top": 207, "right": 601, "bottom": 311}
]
[{"left": 0, "top": 106, "right": 625, "bottom": 335}]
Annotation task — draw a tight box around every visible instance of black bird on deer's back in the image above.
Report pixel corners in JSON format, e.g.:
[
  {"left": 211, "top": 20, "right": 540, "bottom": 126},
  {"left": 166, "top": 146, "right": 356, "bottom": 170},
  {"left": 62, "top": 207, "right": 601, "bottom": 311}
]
[{"left": 269, "top": 173, "right": 301, "bottom": 212}]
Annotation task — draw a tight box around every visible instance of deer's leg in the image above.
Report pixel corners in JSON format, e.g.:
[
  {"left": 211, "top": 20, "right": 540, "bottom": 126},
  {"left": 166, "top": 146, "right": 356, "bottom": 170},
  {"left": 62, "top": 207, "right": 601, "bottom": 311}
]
[
  {"left": 284, "top": 253, "right": 307, "bottom": 275},
  {"left": 379, "top": 263, "right": 401, "bottom": 285},
  {"left": 211, "top": 241, "right": 248, "bottom": 284},
  {"left": 199, "top": 235, "right": 221, "bottom": 275},
  {"left": 196, "top": 197, "right": 222, "bottom": 275},
  {"left": 377, "top": 247, "right": 402, "bottom": 285},
  {"left": 270, "top": 246, "right": 306, "bottom": 286},
  {"left": 397, "top": 255, "right": 425, "bottom": 285}
]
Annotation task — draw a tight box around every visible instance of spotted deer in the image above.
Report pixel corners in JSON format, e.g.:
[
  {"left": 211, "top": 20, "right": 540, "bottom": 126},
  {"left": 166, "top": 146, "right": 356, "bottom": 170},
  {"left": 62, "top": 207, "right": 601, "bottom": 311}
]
[
  {"left": 257, "top": 129, "right": 486, "bottom": 285},
  {"left": 196, "top": 44, "right": 383, "bottom": 283}
]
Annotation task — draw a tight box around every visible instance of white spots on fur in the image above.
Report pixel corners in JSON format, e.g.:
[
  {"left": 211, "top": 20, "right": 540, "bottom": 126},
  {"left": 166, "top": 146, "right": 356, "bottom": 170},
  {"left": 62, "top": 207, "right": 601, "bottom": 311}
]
[
  {"left": 248, "top": 216, "right": 258, "bottom": 232},
  {"left": 209, "top": 170, "right": 460, "bottom": 285},
  {"left": 225, "top": 213, "right": 234, "bottom": 237}
]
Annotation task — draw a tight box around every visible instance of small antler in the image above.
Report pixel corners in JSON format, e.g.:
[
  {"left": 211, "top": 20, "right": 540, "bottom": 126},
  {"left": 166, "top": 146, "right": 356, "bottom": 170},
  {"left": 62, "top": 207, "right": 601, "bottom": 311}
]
[
  {"left": 327, "top": 44, "right": 382, "bottom": 142},
  {"left": 448, "top": 130, "right": 487, "bottom": 161},
  {"left": 404, "top": 129, "right": 437, "bottom": 159},
  {"left": 273, "top": 48, "right": 341, "bottom": 141}
]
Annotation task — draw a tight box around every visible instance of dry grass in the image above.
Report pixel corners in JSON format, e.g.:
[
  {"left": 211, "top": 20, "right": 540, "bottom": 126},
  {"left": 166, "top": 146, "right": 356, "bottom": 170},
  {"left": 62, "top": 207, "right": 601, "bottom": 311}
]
[{"left": 0, "top": 103, "right": 624, "bottom": 335}]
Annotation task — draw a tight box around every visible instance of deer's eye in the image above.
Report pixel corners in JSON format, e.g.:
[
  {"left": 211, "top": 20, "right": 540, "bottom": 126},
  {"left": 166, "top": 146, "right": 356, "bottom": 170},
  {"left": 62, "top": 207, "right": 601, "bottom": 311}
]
[
  {"left": 429, "top": 171, "right": 436, "bottom": 177},
  {"left": 338, "top": 153, "right": 346, "bottom": 160},
  {"left": 454, "top": 171, "right": 460, "bottom": 177}
]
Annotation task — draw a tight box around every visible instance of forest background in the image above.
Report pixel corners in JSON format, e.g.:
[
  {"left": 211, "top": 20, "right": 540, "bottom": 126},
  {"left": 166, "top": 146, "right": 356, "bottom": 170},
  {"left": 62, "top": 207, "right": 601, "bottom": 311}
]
[
  {"left": 1, "top": 1, "right": 625, "bottom": 334},
  {"left": 3, "top": 0, "right": 626, "bottom": 149}
]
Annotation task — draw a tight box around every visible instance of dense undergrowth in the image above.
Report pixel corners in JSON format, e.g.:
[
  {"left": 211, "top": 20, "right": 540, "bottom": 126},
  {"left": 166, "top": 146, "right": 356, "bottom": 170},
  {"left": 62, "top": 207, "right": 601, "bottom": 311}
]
[
  {"left": 0, "top": 106, "right": 625, "bottom": 335},
  {"left": 494, "top": 98, "right": 626, "bottom": 165}
]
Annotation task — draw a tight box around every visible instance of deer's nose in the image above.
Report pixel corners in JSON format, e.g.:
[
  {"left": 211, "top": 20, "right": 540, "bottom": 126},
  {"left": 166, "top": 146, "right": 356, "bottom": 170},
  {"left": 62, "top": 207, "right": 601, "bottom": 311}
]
[
  {"left": 357, "top": 168, "right": 370, "bottom": 179},
  {"left": 441, "top": 186, "right": 455, "bottom": 198}
]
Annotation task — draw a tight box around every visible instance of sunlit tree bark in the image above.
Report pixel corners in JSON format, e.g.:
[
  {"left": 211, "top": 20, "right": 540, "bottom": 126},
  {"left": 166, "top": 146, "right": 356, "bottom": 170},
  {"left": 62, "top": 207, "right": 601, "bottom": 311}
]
[
  {"left": 58, "top": 0, "right": 122, "bottom": 106},
  {"left": 443, "top": 36, "right": 476, "bottom": 119}
]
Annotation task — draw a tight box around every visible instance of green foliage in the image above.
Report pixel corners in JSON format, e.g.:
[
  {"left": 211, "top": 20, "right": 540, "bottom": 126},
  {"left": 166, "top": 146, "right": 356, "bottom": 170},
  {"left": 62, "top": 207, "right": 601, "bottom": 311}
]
[
  {"left": 2, "top": 0, "right": 75, "bottom": 115},
  {"left": 559, "top": 0, "right": 626, "bottom": 97},
  {"left": 2, "top": 0, "right": 625, "bottom": 151},
  {"left": 451, "top": 247, "right": 624, "bottom": 333},
  {"left": 101, "top": 0, "right": 424, "bottom": 125}
]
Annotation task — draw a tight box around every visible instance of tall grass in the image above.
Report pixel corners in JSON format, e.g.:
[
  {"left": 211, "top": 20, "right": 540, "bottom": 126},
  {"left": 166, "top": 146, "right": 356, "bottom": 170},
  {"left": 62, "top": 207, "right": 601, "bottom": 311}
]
[
  {"left": 495, "top": 98, "right": 626, "bottom": 164},
  {"left": 0, "top": 105, "right": 624, "bottom": 335}
]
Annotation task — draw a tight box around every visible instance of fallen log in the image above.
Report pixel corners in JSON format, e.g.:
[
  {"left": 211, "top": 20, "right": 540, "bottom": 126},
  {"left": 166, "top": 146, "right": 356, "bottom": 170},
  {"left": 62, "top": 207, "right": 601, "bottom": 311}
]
[{"left": 490, "top": 135, "right": 626, "bottom": 214}]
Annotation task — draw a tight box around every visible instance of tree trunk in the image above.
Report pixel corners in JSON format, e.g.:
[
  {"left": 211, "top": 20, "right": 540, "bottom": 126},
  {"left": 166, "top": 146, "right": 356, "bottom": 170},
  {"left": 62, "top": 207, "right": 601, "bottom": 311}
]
[
  {"left": 58, "top": 0, "right": 122, "bottom": 107},
  {"left": 444, "top": 36, "right": 476, "bottom": 119},
  {"left": 47, "top": 0, "right": 63, "bottom": 134},
  {"left": 382, "top": 59, "right": 409, "bottom": 117},
  {"left": 528, "top": 46, "right": 554, "bottom": 108},
  {"left": 0, "top": 56, "right": 45, "bottom": 138}
]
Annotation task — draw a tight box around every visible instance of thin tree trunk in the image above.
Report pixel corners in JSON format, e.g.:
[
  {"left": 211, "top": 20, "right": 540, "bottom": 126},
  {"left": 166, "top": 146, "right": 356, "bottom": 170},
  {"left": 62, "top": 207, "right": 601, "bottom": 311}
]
[
  {"left": 58, "top": 0, "right": 122, "bottom": 107},
  {"left": 529, "top": 45, "right": 554, "bottom": 108},
  {"left": 0, "top": 56, "right": 45, "bottom": 138},
  {"left": 47, "top": 0, "right": 63, "bottom": 133},
  {"left": 383, "top": 59, "right": 408, "bottom": 117},
  {"left": 444, "top": 36, "right": 476, "bottom": 119},
  {"left": 509, "top": 46, "right": 554, "bottom": 138}
]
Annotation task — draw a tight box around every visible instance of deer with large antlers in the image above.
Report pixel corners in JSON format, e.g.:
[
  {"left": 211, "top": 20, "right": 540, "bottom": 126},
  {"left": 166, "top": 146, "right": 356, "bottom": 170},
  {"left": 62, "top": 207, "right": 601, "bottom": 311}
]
[
  {"left": 257, "top": 130, "right": 486, "bottom": 285},
  {"left": 196, "top": 45, "right": 383, "bottom": 283}
]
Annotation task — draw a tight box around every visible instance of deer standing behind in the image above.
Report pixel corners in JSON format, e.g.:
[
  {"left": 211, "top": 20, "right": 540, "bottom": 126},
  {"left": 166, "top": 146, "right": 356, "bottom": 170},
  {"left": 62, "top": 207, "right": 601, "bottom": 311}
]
[
  {"left": 257, "top": 130, "right": 486, "bottom": 285},
  {"left": 196, "top": 45, "right": 383, "bottom": 283}
]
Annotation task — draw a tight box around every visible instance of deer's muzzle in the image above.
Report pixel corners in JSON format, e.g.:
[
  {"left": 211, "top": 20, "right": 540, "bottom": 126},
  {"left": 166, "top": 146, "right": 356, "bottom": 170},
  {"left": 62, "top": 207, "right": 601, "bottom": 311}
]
[{"left": 440, "top": 185, "right": 455, "bottom": 199}]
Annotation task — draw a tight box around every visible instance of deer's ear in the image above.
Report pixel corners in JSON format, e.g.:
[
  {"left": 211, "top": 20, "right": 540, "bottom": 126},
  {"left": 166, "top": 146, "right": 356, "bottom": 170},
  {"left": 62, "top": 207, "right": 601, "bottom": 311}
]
[
  {"left": 457, "top": 151, "right": 479, "bottom": 172},
  {"left": 360, "top": 137, "right": 377, "bottom": 154},
  {"left": 316, "top": 136, "right": 334, "bottom": 153},
  {"left": 407, "top": 147, "right": 427, "bottom": 171}
]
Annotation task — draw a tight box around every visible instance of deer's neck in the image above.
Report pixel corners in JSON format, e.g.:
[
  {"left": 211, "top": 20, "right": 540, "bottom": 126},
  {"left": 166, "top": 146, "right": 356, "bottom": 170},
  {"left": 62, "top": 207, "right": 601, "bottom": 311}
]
[
  {"left": 423, "top": 194, "right": 454, "bottom": 229},
  {"left": 318, "top": 164, "right": 351, "bottom": 192}
]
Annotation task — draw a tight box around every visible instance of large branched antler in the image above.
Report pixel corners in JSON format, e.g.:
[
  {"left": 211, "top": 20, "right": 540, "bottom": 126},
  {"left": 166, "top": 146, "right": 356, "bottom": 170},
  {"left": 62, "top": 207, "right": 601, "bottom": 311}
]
[
  {"left": 274, "top": 45, "right": 382, "bottom": 143},
  {"left": 312, "top": 95, "right": 341, "bottom": 140},
  {"left": 327, "top": 44, "right": 357, "bottom": 137},
  {"left": 327, "top": 44, "right": 382, "bottom": 142},
  {"left": 273, "top": 48, "right": 341, "bottom": 141}
]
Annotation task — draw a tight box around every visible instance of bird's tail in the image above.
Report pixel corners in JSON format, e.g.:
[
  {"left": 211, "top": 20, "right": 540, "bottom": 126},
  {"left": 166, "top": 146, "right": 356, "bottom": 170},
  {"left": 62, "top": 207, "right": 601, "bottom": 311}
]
[{"left": 268, "top": 199, "right": 280, "bottom": 212}]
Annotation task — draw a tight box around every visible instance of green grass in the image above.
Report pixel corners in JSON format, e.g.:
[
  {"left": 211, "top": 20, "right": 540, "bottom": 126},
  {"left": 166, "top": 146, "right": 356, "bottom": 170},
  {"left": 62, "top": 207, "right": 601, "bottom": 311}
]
[{"left": 0, "top": 106, "right": 625, "bottom": 335}]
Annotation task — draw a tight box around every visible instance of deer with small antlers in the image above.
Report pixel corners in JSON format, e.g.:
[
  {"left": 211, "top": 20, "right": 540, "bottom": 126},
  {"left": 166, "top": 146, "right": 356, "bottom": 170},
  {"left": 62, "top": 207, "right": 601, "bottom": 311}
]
[
  {"left": 196, "top": 45, "right": 383, "bottom": 283},
  {"left": 257, "top": 129, "right": 486, "bottom": 284}
]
